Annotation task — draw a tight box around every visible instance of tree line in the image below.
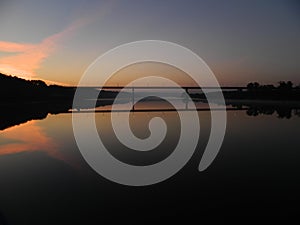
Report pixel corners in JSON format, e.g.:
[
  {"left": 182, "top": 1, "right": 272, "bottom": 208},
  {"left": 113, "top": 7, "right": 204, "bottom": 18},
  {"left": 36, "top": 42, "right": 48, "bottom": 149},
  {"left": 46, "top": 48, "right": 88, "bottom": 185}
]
[{"left": 246, "top": 81, "right": 299, "bottom": 91}]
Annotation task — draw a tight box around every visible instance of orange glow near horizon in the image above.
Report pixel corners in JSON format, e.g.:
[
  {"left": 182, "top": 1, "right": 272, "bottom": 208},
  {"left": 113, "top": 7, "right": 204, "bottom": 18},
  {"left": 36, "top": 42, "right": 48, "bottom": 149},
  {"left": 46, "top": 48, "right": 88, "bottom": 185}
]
[
  {"left": 86, "top": 62, "right": 200, "bottom": 87},
  {"left": 0, "top": 37, "right": 251, "bottom": 87}
]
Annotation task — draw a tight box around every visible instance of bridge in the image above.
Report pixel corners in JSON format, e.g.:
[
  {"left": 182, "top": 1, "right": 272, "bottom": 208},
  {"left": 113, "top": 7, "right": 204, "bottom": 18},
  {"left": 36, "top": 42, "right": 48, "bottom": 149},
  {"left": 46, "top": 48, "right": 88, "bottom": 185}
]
[
  {"left": 70, "top": 107, "right": 246, "bottom": 113},
  {"left": 72, "top": 86, "right": 246, "bottom": 113}
]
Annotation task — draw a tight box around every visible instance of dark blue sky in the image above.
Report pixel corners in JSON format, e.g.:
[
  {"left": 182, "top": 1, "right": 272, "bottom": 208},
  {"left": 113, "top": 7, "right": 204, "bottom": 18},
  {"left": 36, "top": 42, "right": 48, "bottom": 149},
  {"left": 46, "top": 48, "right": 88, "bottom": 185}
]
[{"left": 0, "top": 0, "right": 299, "bottom": 85}]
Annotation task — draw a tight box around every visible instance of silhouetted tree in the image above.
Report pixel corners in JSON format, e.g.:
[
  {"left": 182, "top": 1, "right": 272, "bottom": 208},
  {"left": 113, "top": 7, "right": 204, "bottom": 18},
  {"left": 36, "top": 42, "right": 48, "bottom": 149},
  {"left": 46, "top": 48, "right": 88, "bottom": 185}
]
[
  {"left": 287, "top": 81, "right": 293, "bottom": 89},
  {"left": 247, "top": 82, "right": 260, "bottom": 91},
  {"left": 261, "top": 84, "right": 275, "bottom": 90},
  {"left": 253, "top": 82, "right": 260, "bottom": 89},
  {"left": 31, "top": 80, "right": 47, "bottom": 87},
  {"left": 247, "top": 82, "right": 254, "bottom": 91},
  {"left": 278, "top": 81, "right": 293, "bottom": 90}
]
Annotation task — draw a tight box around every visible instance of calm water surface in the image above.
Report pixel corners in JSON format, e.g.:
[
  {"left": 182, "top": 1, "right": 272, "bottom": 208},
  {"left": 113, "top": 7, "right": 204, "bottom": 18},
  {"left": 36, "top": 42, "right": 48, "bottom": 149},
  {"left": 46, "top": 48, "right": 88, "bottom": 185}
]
[{"left": 0, "top": 106, "right": 299, "bottom": 224}]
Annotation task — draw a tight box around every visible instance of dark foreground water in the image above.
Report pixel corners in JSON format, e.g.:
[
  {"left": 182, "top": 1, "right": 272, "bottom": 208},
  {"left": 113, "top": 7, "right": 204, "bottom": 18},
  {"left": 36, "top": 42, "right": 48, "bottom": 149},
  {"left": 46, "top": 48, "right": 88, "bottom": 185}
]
[{"left": 0, "top": 106, "right": 299, "bottom": 224}]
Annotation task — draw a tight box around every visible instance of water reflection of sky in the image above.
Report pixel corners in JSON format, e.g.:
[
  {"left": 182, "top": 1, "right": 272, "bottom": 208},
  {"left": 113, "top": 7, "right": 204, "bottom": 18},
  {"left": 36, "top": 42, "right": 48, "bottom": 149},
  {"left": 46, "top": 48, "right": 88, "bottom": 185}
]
[
  {"left": 0, "top": 115, "right": 82, "bottom": 169},
  {"left": 0, "top": 120, "right": 57, "bottom": 156},
  {"left": 1, "top": 110, "right": 299, "bottom": 167},
  {"left": 0, "top": 111, "right": 299, "bottom": 224}
]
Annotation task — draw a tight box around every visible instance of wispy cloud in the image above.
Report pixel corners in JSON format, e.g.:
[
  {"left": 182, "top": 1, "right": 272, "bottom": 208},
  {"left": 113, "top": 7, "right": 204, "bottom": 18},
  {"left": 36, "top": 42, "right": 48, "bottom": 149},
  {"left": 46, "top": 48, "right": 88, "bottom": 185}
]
[
  {"left": 0, "top": 41, "right": 34, "bottom": 52},
  {"left": 0, "top": 18, "right": 88, "bottom": 79},
  {"left": 0, "top": 0, "right": 115, "bottom": 82}
]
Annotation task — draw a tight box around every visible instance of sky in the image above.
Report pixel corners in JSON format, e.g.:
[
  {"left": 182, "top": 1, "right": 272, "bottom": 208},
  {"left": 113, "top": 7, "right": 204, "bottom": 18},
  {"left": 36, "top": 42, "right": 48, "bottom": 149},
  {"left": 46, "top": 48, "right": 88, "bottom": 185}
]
[{"left": 0, "top": 0, "right": 299, "bottom": 86}]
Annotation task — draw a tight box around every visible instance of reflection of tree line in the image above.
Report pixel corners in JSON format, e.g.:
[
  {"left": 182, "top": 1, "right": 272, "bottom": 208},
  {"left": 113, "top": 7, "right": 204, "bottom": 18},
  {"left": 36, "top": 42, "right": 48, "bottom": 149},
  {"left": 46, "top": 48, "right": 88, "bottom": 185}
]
[
  {"left": 231, "top": 103, "right": 300, "bottom": 119},
  {"left": 0, "top": 102, "right": 72, "bottom": 131},
  {"left": 0, "top": 99, "right": 122, "bottom": 131},
  {"left": 246, "top": 106, "right": 300, "bottom": 119}
]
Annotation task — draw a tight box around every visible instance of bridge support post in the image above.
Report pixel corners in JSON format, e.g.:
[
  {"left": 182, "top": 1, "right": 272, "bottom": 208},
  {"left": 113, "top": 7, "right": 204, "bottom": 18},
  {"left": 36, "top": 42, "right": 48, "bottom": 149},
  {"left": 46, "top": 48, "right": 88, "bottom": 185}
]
[
  {"left": 132, "top": 87, "right": 135, "bottom": 111},
  {"left": 185, "top": 88, "right": 189, "bottom": 110}
]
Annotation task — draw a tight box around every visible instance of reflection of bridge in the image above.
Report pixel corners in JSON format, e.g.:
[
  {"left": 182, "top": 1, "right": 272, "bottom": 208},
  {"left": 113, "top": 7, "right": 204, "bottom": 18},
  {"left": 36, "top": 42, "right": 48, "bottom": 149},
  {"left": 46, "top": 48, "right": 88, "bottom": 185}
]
[
  {"left": 87, "top": 86, "right": 246, "bottom": 88},
  {"left": 86, "top": 86, "right": 247, "bottom": 91}
]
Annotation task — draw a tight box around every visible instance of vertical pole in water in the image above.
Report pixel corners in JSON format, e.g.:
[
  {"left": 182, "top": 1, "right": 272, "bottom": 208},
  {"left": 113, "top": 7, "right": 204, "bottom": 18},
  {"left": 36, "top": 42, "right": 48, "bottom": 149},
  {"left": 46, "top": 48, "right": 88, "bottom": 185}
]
[
  {"left": 132, "top": 87, "right": 135, "bottom": 111},
  {"left": 185, "top": 88, "right": 189, "bottom": 110}
]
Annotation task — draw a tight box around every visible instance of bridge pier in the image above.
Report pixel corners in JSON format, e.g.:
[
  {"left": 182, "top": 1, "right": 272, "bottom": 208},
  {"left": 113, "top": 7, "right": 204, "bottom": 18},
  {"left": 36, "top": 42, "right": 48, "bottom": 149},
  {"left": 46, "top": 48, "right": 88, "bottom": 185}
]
[
  {"left": 132, "top": 87, "right": 135, "bottom": 111},
  {"left": 185, "top": 88, "right": 189, "bottom": 110}
]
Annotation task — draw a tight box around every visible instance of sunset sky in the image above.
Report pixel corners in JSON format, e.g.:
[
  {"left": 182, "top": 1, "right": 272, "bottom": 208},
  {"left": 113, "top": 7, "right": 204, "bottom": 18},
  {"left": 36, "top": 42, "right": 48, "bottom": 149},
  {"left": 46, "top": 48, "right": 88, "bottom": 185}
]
[{"left": 0, "top": 0, "right": 299, "bottom": 86}]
